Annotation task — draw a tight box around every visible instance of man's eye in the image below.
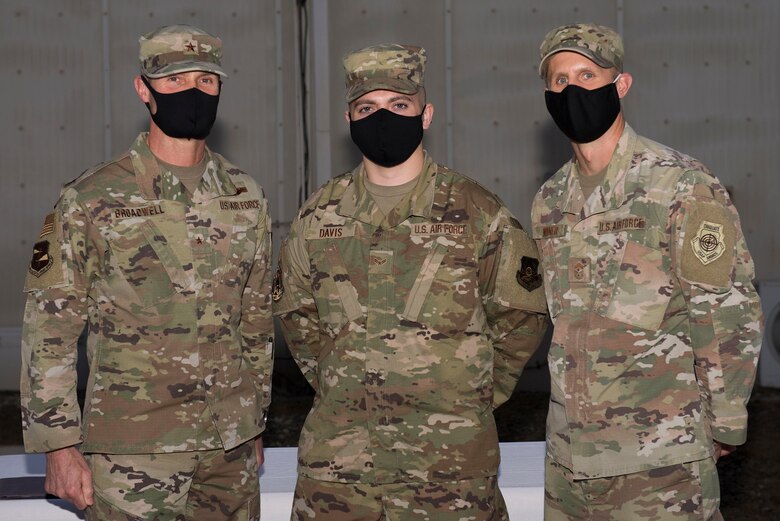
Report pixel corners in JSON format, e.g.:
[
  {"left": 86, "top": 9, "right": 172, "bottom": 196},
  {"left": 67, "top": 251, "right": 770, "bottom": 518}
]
[
  {"left": 555, "top": 77, "right": 567, "bottom": 85},
  {"left": 393, "top": 103, "right": 409, "bottom": 110},
  {"left": 357, "top": 106, "right": 372, "bottom": 113}
]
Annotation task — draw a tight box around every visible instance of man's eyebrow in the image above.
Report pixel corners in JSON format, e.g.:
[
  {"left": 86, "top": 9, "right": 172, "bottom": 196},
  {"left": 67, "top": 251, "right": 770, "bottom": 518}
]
[{"left": 388, "top": 95, "right": 414, "bottom": 103}]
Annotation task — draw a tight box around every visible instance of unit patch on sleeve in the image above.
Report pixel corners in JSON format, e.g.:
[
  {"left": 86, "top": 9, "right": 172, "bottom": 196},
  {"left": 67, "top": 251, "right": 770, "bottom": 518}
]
[
  {"left": 690, "top": 220, "right": 725, "bottom": 265},
  {"left": 24, "top": 211, "right": 69, "bottom": 292},
  {"left": 29, "top": 240, "right": 53, "bottom": 277},
  {"left": 516, "top": 256, "right": 542, "bottom": 291},
  {"left": 679, "top": 198, "right": 736, "bottom": 289}
]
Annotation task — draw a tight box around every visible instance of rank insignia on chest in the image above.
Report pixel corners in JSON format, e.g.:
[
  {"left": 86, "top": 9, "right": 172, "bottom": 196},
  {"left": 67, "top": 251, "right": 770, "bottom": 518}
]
[
  {"left": 691, "top": 220, "right": 726, "bottom": 265},
  {"left": 29, "top": 240, "right": 53, "bottom": 277},
  {"left": 569, "top": 257, "right": 591, "bottom": 283},
  {"left": 516, "top": 256, "right": 543, "bottom": 291},
  {"left": 272, "top": 267, "right": 284, "bottom": 302}
]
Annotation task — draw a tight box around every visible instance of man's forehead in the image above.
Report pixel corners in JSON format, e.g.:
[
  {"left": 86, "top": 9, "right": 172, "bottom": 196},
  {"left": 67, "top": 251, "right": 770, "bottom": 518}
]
[{"left": 547, "top": 51, "right": 607, "bottom": 73}]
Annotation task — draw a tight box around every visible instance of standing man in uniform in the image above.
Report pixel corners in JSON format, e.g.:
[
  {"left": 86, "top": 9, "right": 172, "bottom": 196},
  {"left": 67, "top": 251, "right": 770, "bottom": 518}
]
[
  {"left": 20, "top": 24, "right": 273, "bottom": 520},
  {"left": 274, "top": 43, "right": 548, "bottom": 520},
  {"left": 531, "top": 23, "right": 763, "bottom": 520}
]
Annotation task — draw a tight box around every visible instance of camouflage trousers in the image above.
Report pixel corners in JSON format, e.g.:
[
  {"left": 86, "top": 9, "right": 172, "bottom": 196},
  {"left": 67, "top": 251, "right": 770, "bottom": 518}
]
[
  {"left": 544, "top": 456, "right": 722, "bottom": 520},
  {"left": 84, "top": 442, "right": 259, "bottom": 521},
  {"left": 290, "top": 475, "right": 508, "bottom": 521}
]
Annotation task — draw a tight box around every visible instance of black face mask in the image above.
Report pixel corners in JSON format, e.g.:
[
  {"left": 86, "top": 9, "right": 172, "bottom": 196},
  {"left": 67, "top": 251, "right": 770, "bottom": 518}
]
[
  {"left": 142, "top": 76, "right": 220, "bottom": 140},
  {"left": 544, "top": 79, "right": 620, "bottom": 143},
  {"left": 349, "top": 108, "right": 424, "bottom": 167}
]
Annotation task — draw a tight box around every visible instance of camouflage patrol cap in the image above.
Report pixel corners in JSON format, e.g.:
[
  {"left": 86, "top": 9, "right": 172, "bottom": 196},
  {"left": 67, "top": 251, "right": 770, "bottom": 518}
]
[
  {"left": 139, "top": 24, "right": 227, "bottom": 79},
  {"left": 343, "top": 43, "right": 426, "bottom": 103},
  {"left": 539, "top": 23, "right": 623, "bottom": 78}
]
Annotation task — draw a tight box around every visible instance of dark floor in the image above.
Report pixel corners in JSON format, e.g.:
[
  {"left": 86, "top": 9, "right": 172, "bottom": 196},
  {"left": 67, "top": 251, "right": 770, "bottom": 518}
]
[{"left": 3, "top": 360, "right": 779, "bottom": 519}]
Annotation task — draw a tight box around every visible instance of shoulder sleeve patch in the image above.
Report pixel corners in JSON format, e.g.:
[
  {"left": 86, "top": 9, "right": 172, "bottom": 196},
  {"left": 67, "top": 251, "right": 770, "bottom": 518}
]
[
  {"left": 493, "top": 226, "right": 547, "bottom": 314},
  {"left": 23, "top": 212, "right": 68, "bottom": 292},
  {"left": 679, "top": 200, "right": 736, "bottom": 290}
]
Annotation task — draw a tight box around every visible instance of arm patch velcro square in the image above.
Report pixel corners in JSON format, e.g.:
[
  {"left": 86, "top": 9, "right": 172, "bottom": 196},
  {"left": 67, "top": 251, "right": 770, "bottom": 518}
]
[{"left": 680, "top": 201, "right": 735, "bottom": 290}]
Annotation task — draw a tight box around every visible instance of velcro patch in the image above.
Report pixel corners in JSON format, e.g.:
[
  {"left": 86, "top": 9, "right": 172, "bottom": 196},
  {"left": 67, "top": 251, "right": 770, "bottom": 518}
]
[
  {"left": 24, "top": 211, "right": 68, "bottom": 292},
  {"left": 680, "top": 200, "right": 735, "bottom": 290},
  {"left": 691, "top": 221, "right": 726, "bottom": 265},
  {"left": 307, "top": 225, "right": 356, "bottom": 239},
  {"left": 494, "top": 227, "right": 547, "bottom": 313},
  {"left": 113, "top": 205, "right": 165, "bottom": 219},
  {"left": 598, "top": 216, "right": 646, "bottom": 234},
  {"left": 39, "top": 213, "right": 55, "bottom": 238},
  {"left": 410, "top": 223, "right": 468, "bottom": 236},
  {"left": 569, "top": 257, "right": 591, "bottom": 283},
  {"left": 220, "top": 199, "right": 260, "bottom": 211},
  {"left": 534, "top": 224, "right": 568, "bottom": 239},
  {"left": 517, "top": 256, "right": 543, "bottom": 291}
]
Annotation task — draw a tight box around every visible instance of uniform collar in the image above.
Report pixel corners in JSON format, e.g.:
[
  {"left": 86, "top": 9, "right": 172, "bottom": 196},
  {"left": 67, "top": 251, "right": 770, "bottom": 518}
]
[
  {"left": 129, "top": 133, "right": 238, "bottom": 202},
  {"left": 337, "top": 152, "right": 437, "bottom": 227},
  {"left": 561, "top": 124, "right": 638, "bottom": 218}
]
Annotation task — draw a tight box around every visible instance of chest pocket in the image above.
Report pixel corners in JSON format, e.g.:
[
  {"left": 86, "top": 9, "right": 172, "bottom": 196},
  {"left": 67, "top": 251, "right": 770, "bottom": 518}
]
[
  {"left": 593, "top": 232, "right": 674, "bottom": 331},
  {"left": 308, "top": 240, "right": 363, "bottom": 337},
  {"left": 107, "top": 219, "right": 189, "bottom": 309},
  {"left": 401, "top": 235, "right": 480, "bottom": 334},
  {"left": 532, "top": 225, "right": 568, "bottom": 320},
  {"left": 221, "top": 207, "right": 261, "bottom": 284}
]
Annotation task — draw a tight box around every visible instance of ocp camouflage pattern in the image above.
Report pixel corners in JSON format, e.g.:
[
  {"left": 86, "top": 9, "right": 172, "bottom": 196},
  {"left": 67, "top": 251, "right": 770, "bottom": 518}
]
[
  {"left": 139, "top": 24, "right": 226, "bottom": 79},
  {"left": 343, "top": 43, "right": 426, "bottom": 102},
  {"left": 21, "top": 133, "right": 273, "bottom": 454},
  {"left": 531, "top": 125, "right": 763, "bottom": 479},
  {"left": 539, "top": 23, "right": 624, "bottom": 76},
  {"left": 275, "top": 153, "right": 548, "bottom": 484}
]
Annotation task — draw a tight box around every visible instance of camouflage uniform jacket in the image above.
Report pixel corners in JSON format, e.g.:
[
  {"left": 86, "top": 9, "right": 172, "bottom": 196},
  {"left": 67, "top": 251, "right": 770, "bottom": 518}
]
[
  {"left": 275, "top": 154, "right": 548, "bottom": 484},
  {"left": 531, "top": 125, "right": 762, "bottom": 479},
  {"left": 21, "top": 133, "right": 274, "bottom": 454}
]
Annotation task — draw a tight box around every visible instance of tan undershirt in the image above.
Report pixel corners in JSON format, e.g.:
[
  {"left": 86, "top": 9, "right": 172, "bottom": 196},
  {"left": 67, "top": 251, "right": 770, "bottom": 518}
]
[
  {"left": 158, "top": 155, "right": 208, "bottom": 195},
  {"left": 576, "top": 164, "right": 608, "bottom": 200},
  {"left": 364, "top": 175, "right": 419, "bottom": 216}
]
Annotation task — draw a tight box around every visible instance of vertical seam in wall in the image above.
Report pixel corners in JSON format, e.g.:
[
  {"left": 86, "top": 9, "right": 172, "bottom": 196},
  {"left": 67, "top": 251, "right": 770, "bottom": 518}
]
[
  {"left": 312, "top": 0, "right": 331, "bottom": 188},
  {"left": 616, "top": 0, "right": 624, "bottom": 36},
  {"left": 275, "top": 0, "right": 285, "bottom": 222},
  {"left": 444, "top": 0, "right": 454, "bottom": 168},
  {"left": 101, "top": 0, "right": 112, "bottom": 160}
]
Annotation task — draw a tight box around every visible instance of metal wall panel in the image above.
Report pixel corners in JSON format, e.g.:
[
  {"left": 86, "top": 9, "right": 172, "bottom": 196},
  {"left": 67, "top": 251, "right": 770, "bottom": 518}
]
[
  {"left": 623, "top": 0, "right": 780, "bottom": 279},
  {"left": 1, "top": 1, "right": 298, "bottom": 327},
  {"left": 1, "top": 0, "right": 105, "bottom": 326},
  {"left": 326, "top": 0, "right": 448, "bottom": 178},
  {"left": 450, "top": 0, "right": 616, "bottom": 228},
  {"left": 3, "top": 0, "right": 779, "bottom": 328}
]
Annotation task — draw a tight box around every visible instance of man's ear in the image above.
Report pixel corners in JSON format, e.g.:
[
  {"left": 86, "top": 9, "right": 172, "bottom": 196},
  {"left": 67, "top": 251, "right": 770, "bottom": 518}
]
[
  {"left": 422, "top": 103, "right": 434, "bottom": 130},
  {"left": 616, "top": 72, "right": 632, "bottom": 99},
  {"left": 134, "top": 76, "right": 152, "bottom": 104},
  {"left": 344, "top": 108, "right": 351, "bottom": 125}
]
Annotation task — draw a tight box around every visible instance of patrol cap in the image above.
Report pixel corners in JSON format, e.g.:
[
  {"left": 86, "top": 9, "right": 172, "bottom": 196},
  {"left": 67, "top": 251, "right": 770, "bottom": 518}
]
[
  {"left": 539, "top": 23, "right": 623, "bottom": 78},
  {"left": 139, "top": 24, "right": 227, "bottom": 79},
  {"left": 343, "top": 43, "right": 426, "bottom": 103}
]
